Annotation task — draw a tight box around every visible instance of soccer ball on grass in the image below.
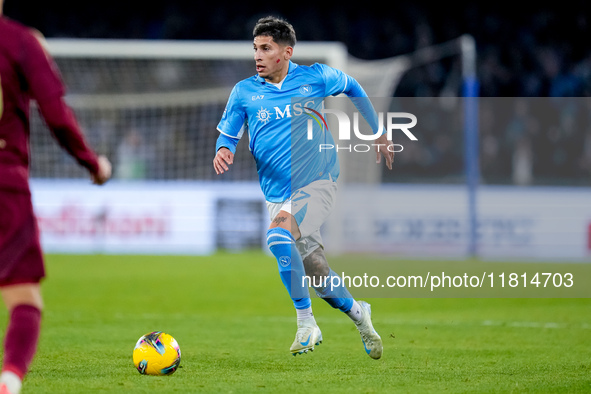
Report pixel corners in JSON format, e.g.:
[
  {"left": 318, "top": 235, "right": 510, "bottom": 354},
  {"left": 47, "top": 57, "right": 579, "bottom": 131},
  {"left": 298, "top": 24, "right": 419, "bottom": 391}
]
[{"left": 133, "top": 331, "right": 181, "bottom": 375}]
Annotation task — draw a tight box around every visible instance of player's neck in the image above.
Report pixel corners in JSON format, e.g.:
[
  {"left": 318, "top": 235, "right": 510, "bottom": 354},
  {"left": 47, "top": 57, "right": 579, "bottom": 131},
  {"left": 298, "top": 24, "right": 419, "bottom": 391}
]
[
  {"left": 266, "top": 75, "right": 287, "bottom": 87},
  {"left": 265, "top": 64, "right": 289, "bottom": 84}
]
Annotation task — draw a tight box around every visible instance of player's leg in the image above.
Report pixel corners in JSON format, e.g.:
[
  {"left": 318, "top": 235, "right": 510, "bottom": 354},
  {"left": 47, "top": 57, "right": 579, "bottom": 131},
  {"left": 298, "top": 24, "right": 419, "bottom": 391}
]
[
  {"left": 292, "top": 180, "right": 356, "bottom": 313},
  {"left": 267, "top": 209, "right": 309, "bottom": 309},
  {"left": 0, "top": 283, "right": 43, "bottom": 394},
  {"left": 266, "top": 205, "right": 321, "bottom": 355},
  {"left": 0, "top": 191, "right": 46, "bottom": 394},
  {"left": 303, "top": 245, "right": 354, "bottom": 314},
  {"left": 294, "top": 180, "right": 383, "bottom": 359},
  {"left": 302, "top": 245, "right": 383, "bottom": 359}
]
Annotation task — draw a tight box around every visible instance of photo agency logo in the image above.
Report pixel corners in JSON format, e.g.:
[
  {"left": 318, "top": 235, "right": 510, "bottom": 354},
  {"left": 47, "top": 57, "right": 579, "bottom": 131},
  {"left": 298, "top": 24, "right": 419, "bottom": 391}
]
[{"left": 304, "top": 107, "right": 418, "bottom": 152}]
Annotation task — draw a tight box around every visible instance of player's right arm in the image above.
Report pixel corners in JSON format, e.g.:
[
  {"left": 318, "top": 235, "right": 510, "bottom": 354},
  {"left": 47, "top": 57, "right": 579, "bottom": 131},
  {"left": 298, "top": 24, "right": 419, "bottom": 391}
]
[
  {"left": 214, "top": 84, "right": 247, "bottom": 175},
  {"left": 91, "top": 155, "right": 112, "bottom": 185},
  {"left": 213, "top": 147, "right": 234, "bottom": 175}
]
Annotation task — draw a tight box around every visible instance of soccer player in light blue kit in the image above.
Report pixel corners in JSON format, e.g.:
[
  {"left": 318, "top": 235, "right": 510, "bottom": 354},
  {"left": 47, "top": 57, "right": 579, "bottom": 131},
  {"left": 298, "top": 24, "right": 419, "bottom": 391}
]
[{"left": 213, "top": 16, "right": 393, "bottom": 359}]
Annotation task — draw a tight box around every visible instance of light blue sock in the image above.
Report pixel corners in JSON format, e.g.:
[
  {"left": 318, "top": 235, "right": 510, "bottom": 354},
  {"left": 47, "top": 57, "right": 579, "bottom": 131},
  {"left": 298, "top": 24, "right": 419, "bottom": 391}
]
[
  {"left": 314, "top": 269, "right": 354, "bottom": 313},
  {"left": 267, "top": 228, "right": 311, "bottom": 310}
]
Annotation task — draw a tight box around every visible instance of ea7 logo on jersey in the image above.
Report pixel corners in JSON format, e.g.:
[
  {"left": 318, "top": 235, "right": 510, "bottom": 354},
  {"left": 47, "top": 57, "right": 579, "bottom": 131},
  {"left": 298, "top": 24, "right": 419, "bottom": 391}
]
[{"left": 252, "top": 95, "right": 264, "bottom": 100}]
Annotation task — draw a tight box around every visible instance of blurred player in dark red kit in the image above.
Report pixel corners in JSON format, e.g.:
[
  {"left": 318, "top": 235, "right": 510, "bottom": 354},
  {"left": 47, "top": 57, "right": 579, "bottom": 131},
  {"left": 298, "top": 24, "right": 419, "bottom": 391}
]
[{"left": 0, "top": 1, "right": 112, "bottom": 392}]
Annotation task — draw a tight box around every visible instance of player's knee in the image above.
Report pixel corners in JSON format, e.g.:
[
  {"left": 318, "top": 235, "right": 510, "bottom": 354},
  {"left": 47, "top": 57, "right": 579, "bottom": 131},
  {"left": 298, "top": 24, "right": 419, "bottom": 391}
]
[
  {"left": 269, "top": 211, "right": 300, "bottom": 240},
  {"left": 0, "top": 283, "right": 44, "bottom": 312}
]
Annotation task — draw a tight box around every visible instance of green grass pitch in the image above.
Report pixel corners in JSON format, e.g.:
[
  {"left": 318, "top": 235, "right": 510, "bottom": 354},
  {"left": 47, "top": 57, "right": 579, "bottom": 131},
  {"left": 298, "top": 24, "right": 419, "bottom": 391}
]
[{"left": 2, "top": 252, "right": 590, "bottom": 393}]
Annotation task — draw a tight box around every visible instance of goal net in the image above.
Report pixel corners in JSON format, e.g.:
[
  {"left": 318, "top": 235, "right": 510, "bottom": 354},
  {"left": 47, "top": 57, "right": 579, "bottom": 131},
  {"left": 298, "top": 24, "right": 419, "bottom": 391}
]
[{"left": 32, "top": 39, "right": 347, "bottom": 183}]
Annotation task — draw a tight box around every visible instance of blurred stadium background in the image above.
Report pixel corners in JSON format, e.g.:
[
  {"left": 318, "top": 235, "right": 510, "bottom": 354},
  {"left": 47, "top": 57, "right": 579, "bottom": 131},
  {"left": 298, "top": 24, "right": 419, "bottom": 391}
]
[
  {"left": 4, "top": 1, "right": 591, "bottom": 260},
  {"left": 2, "top": 3, "right": 591, "bottom": 393}
]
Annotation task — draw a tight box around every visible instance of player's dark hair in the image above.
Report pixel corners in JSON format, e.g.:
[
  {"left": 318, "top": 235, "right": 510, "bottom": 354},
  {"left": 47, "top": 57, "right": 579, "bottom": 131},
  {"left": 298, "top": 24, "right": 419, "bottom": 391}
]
[{"left": 253, "top": 16, "right": 296, "bottom": 47}]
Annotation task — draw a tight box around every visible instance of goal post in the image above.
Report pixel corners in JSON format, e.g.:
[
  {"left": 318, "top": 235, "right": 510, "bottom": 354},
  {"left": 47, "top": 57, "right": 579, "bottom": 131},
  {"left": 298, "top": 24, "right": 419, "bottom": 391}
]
[
  {"left": 460, "top": 35, "right": 480, "bottom": 258},
  {"left": 46, "top": 39, "right": 348, "bottom": 65},
  {"left": 340, "top": 35, "right": 479, "bottom": 257}
]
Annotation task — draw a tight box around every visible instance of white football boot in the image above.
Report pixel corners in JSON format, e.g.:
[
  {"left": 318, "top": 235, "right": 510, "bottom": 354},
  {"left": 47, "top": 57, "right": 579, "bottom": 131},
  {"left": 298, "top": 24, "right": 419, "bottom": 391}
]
[
  {"left": 290, "top": 317, "right": 323, "bottom": 356},
  {"left": 355, "top": 301, "right": 383, "bottom": 359}
]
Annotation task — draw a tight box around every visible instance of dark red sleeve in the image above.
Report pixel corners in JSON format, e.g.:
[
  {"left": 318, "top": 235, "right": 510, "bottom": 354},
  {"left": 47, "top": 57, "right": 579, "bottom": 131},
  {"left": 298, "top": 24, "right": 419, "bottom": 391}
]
[
  {"left": 20, "top": 30, "right": 99, "bottom": 174},
  {"left": 20, "top": 31, "right": 64, "bottom": 103}
]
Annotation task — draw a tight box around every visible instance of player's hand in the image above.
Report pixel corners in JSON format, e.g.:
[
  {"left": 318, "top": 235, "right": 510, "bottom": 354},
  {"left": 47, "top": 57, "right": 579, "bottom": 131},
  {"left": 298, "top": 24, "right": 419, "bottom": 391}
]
[
  {"left": 213, "top": 147, "right": 234, "bottom": 175},
  {"left": 91, "top": 155, "right": 112, "bottom": 185},
  {"left": 375, "top": 134, "right": 394, "bottom": 170}
]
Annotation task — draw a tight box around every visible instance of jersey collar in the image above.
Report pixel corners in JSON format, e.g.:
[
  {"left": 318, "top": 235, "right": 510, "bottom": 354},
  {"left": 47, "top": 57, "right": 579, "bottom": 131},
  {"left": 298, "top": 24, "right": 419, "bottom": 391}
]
[{"left": 255, "top": 61, "right": 298, "bottom": 85}]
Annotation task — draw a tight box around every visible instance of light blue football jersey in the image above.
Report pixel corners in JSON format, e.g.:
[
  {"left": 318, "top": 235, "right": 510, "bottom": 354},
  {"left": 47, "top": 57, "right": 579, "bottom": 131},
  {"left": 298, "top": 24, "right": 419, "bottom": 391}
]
[{"left": 217, "top": 60, "right": 377, "bottom": 203}]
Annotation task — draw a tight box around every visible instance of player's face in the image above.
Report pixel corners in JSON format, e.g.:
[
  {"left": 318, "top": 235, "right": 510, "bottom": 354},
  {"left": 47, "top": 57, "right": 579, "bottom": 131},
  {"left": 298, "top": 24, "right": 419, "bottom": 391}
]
[{"left": 253, "top": 36, "right": 291, "bottom": 83}]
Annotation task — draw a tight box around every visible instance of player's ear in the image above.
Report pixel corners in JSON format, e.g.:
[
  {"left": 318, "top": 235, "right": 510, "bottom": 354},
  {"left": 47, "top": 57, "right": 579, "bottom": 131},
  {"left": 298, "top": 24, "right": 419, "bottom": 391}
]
[{"left": 284, "top": 46, "right": 293, "bottom": 61}]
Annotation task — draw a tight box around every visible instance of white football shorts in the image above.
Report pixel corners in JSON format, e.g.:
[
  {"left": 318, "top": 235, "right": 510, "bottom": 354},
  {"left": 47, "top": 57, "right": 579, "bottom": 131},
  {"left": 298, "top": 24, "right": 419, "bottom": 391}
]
[{"left": 266, "top": 179, "right": 337, "bottom": 259}]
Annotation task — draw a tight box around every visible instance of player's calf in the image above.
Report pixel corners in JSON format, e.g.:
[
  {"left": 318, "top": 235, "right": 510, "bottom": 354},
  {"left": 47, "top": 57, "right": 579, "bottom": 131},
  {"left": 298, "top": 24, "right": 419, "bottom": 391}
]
[
  {"left": 304, "top": 247, "right": 354, "bottom": 311},
  {"left": 266, "top": 227, "right": 311, "bottom": 309}
]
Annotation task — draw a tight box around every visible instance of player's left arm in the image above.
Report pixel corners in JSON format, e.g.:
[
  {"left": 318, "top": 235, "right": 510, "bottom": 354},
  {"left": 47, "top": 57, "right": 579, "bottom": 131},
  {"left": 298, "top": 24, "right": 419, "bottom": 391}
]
[
  {"left": 22, "top": 28, "right": 111, "bottom": 183},
  {"left": 342, "top": 77, "right": 393, "bottom": 169},
  {"left": 320, "top": 64, "right": 394, "bottom": 169}
]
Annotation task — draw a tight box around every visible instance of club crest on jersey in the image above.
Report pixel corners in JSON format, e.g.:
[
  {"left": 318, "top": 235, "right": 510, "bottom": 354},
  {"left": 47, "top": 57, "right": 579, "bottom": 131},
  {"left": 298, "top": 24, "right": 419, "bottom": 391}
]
[
  {"left": 299, "top": 84, "right": 312, "bottom": 95},
  {"left": 256, "top": 107, "right": 272, "bottom": 124}
]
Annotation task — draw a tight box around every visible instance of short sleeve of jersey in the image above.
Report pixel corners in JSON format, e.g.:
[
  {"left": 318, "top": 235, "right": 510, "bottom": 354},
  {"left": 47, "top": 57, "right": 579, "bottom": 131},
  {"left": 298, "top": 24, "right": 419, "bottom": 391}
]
[
  {"left": 313, "top": 63, "right": 350, "bottom": 97},
  {"left": 217, "top": 84, "right": 247, "bottom": 139},
  {"left": 21, "top": 30, "right": 65, "bottom": 103}
]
